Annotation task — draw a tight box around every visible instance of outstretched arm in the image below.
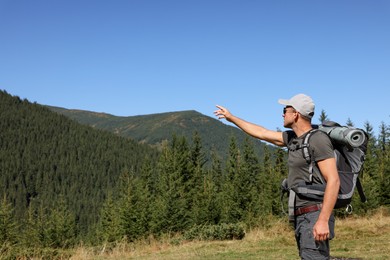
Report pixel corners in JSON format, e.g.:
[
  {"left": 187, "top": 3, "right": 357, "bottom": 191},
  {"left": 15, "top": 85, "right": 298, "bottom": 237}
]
[{"left": 214, "top": 105, "right": 285, "bottom": 147}]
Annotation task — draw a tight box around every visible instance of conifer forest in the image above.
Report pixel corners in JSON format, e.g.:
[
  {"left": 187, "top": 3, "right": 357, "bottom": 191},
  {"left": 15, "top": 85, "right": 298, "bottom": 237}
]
[{"left": 0, "top": 90, "right": 389, "bottom": 258}]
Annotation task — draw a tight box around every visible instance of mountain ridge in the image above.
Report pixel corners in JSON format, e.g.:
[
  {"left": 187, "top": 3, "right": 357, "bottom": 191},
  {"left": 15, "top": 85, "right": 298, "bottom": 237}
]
[{"left": 47, "top": 106, "right": 270, "bottom": 159}]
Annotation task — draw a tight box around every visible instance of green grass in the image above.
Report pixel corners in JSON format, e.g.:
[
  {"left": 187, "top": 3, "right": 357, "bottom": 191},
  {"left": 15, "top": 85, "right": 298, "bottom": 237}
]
[
  {"left": 5, "top": 208, "right": 390, "bottom": 260},
  {"left": 70, "top": 208, "right": 389, "bottom": 260}
]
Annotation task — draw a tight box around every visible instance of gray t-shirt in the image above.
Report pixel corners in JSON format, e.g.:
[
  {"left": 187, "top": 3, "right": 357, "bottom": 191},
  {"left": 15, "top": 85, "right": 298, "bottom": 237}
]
[{"left": 283, "top": 129, "right": 335, "bottom": 208}]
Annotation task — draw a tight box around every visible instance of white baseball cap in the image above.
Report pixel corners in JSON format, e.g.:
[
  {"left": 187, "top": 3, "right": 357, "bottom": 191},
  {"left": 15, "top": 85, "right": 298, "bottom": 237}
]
[{"left": 278, "top": 94, "right": 315, "bottom": 119}]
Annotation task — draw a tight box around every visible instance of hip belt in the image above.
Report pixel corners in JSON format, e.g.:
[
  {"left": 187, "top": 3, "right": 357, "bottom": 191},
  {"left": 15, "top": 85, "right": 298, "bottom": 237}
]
[{"left": 295, "top": 203, "right": 322, "bottom": 216}]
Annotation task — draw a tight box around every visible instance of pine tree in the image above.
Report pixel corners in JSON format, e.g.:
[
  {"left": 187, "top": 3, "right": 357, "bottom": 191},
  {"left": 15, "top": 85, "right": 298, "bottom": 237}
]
[
  {"left": 119, "top": 172, "right": 151, "bottom": 241},
  {"left": 150, "top": 136, "right": 189, "bottom": 234},
  {"left": 259, "top": 145, "right": 273, "bottom": 217},
  {"left": 0, "top": 195, "right": 18, "bottom": 245},
  {"left": 351, "top": 121, "right": 380, "bottom": 212},
  {"left": 239, "top": 137, "right": 261, "bottom": 226},
  {"left": 220, "top": 136, "right": 241, "bottom": 223},
  {"left": 272, "top": 145, "right": 288, "bottom": 216},
  {"left": 96, "top": 192, "right": 122, "bottom": 243},
  {"left": 209, "top": 147, "right": 224, "bottom": 224},
  {"left": 346, "top": 118, "right": 354, "bottom": 127},
  {"left": 378, "top": 122, "right": 389, "bottom": 152},
  {"left": 20, "top": 203, "right": 44, "bottom": 248},
  {"left": 44, "top": 196, "right": 76, "bottom": 248},
  {"left": 318, "top": 109, "right": 330, "bottom": 124},
  {"left": 189, "top": 132, "right": 213, "bottom": 225},
  {"left": 377, "top": 122, "right": 390, "bottom": 205}
]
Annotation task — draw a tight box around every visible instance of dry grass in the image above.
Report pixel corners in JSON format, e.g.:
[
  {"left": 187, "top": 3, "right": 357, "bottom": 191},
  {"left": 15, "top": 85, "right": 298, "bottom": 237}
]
[
  {"left": 330, "top": 207, "right": 390, "bottom": 260},
  {"left": 69, "top": 208, "right": 390, "bottom": 260}
]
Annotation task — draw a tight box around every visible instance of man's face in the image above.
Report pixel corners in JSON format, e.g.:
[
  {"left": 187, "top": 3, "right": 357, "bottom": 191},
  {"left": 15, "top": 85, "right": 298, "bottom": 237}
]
[{"left": 282, "top": 106, "right": 296, "bottom": 128}]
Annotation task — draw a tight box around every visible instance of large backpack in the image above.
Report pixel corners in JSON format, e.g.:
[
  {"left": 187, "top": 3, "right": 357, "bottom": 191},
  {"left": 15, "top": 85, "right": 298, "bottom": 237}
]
[{"left": 281, "top": 121, "right": 368, "bottom": 218}]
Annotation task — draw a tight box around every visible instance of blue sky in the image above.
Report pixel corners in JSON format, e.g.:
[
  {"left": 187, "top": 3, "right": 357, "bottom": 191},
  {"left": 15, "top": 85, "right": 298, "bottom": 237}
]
[{"left": 1, "top": 0, "right": 389, "bottom": 135}]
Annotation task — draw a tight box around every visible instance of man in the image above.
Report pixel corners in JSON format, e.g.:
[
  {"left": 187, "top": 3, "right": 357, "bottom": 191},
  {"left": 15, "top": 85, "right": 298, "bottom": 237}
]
[{"left": 214, "top": 94, "right": 340, "bottom": 260}]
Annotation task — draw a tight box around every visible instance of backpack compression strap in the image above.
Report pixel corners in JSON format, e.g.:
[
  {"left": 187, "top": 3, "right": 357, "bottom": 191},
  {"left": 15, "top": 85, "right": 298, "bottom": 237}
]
[
  {"left": 288, "top": 189, "right": 296, "bottom": 223},
  {"left": 356, "top": 178, "right": 367, "bottom": 203}
]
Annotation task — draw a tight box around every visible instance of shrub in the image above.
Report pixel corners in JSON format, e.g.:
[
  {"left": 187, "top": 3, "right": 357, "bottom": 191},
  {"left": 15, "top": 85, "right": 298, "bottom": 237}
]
[{"left": 183, "top": 223, "right": 245, "bottom": 241}]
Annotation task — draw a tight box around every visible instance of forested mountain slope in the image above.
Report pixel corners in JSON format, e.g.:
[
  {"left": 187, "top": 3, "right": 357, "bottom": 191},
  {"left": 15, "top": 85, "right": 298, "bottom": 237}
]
[
  {"left": 0, "top": 90, "right": 159, "bottom": 236},
  {"left": 47, "top": 106, "right": 270, "bottom": 160}
]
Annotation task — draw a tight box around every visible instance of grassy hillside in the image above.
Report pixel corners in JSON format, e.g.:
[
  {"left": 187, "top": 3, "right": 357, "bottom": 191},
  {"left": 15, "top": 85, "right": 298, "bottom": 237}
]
[
  {"left": 47, "top": 106, "right": 272, "bottom": 161},
  {"left": 69, "top": 208, "right": 390, "bottom": 259}
]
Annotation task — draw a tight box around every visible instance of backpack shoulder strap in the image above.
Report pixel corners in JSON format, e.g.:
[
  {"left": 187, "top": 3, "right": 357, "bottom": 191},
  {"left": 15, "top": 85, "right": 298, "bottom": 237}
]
[
  {"left": 302, "top": 129, "right": 326, "bottom": 184},
  {"left": 286, "top": 129, "right": 316, "bottom": 156},
  {"left": 302, "top": 129, "right": 317, "bottom": 164}
]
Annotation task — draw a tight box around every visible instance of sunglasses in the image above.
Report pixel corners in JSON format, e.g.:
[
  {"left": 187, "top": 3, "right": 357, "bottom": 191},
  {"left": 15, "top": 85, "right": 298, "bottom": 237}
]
[{"left": 283, "top": 107, "right": 295, "bottom": 115}]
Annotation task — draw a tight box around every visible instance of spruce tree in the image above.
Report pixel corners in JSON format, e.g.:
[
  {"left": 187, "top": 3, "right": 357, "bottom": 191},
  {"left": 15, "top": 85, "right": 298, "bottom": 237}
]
[
  {"left": 377, "top": 122, "right": 390, "bottom": 206},
  {"left": 239, "top": 137, "right": 261, "bottom": 226},
  {"left": 44, "top": 196, "right": 76, "bottom": 248},
  {"left": 259, "top": 145, "right": 273, "bottom": 217},
  {"left": 220, "top": 136, "right": 241, "bottom": 223},
  {"left": 119, "top": 172, "right": 151, "bottom": 241},
  {"left": 0, "top": 195, "right": 18, "bottom": 245},
  {"left": 346, "top": 118, "right": 354, "bottom": 127},
  {"left": 150, "top": 136, "right": 189, "bottom": 234},
  {"left": 353, "top": 121, "right": 381, "bottom": 212},
  {"left": 189, "top": 132, "right": 212, "bottom": 225},
  {"left": 318, "top": 109, "right": 330, "bottom": 124},
  {"left": 96, "top": 192, "right": 122, "bottom": 243},
  {"left": 209, "top": 148, "right": 224, "bottom": 224},
  {"left": 272, "top": 145, "right": 288, "bottom": 216}
]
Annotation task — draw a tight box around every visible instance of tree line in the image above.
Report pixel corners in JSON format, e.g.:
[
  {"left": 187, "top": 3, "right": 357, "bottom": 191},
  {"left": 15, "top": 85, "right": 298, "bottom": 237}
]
[{"left": 0, "top": 90, "right": 389, "bottom": 257}]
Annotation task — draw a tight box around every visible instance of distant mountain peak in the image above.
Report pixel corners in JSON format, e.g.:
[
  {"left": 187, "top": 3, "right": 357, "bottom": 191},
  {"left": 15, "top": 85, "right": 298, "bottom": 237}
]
[{"left": 46, "top": 105, "right": 269, "bottom": 160}]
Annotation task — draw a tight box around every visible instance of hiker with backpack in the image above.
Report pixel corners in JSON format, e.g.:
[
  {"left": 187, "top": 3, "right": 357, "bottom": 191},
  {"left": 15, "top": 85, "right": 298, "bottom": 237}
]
[{"left": 214, "top": 94, "right": 340, "bottom": 260}]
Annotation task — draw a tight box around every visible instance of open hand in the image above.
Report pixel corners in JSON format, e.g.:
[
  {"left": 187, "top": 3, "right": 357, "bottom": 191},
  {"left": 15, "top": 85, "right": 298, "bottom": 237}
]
[{"left": 214, "top": 105, "right": 231, "bottom": 120}]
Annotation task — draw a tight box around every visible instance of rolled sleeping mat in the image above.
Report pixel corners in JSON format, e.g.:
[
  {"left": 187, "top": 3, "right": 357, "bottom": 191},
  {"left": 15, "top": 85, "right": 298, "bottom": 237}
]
[{"left": 318, "top": 125, "right": 366, "bottom": 148}]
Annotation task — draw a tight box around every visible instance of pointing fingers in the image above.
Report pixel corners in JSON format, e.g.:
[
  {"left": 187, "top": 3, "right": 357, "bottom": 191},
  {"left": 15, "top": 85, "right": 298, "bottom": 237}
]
[{"left": 214, "top": 105, "right": 227, "bottom": 119}]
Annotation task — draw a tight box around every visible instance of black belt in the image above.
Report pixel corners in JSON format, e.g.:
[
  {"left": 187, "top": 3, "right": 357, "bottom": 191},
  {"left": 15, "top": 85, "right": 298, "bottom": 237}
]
[{"left": 295, "top": 204, "right": 322, "bottom": 216}]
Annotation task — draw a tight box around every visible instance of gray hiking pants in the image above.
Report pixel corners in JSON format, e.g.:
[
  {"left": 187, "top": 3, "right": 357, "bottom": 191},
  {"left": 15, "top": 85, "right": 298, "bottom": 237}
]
[{"left": 295, "top": 210, "right": 335, "bottom": 260}]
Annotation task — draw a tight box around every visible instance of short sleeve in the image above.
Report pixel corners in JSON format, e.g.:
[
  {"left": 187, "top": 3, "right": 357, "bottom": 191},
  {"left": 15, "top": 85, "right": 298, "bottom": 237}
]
[
  {"left": 310, "top": 131, "right": 335, "bottom": 162},
  {"left": 283, "top": 130, "right": 296, "bottom": 146}
]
